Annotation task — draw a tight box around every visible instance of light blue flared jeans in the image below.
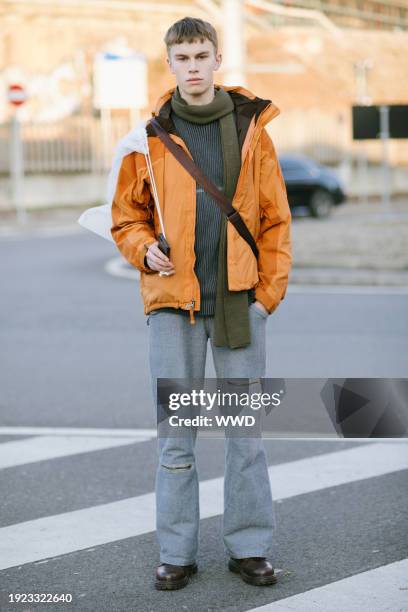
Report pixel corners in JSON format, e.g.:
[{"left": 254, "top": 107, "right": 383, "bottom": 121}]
[{"left": 147, "top": 302, "right": 276, "bottom": 565}]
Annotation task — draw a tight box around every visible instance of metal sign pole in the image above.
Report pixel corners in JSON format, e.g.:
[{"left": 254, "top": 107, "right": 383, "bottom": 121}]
[
  {"left": 379, "top": 105, "right": 391, "bottom": 212},
  {"left": 10, "top": 110, "right": 27, "bottom": 224},
  {"left": 101, "top": 107, "right": 111, "bottom": 171},
  {"left": 222, "top": 0, "right": 246, "bottom": 86},
  {"left": 357, "top": 146, "right": 369, "bottom": 206}
]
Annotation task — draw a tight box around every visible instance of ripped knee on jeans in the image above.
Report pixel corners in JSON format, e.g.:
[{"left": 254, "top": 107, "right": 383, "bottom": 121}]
[{"left": 161, "top": 462, "right": 193, "bottom": 472}]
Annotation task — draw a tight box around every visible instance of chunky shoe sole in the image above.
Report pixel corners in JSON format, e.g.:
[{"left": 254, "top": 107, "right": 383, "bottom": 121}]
[
  {"left": 155, "top": 563, "right": 198, "bottom": 591},
  {"left": 228, "top": 558, "right": 278, "bottom": 586}
]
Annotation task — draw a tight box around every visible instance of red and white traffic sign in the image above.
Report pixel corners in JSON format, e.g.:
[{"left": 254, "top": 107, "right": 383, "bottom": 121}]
[{"left": 8, "top": 84, "right": 27, "bottom": 106}]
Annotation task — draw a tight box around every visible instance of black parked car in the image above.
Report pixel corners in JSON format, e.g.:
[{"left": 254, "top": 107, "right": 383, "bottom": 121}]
[{"left": 279, "top": 154, "right": 347, "bottom": 218}]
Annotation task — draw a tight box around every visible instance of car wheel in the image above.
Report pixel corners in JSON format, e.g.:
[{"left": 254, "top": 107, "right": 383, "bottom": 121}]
[{"left": 309, "top": 189, "right": 334, "bottom": 218}]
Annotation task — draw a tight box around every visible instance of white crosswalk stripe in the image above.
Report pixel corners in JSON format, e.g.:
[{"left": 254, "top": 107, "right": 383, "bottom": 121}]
[
  {"left": 247, "top": 558, "right": 408, "bottom": 611},
  {"left": 0, "top": 426, "right": 157, "bottom": 438},
  {"left": 0, "top": 435, "right": 154, "bottom": 469},
  {"left": 0, "top": 442, "right": 406, "bottom": 571}
]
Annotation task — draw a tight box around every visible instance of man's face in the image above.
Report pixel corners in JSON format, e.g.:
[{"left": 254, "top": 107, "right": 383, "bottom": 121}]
[{"left": 167, "top": 38, "right": 222, "bottom": 98}]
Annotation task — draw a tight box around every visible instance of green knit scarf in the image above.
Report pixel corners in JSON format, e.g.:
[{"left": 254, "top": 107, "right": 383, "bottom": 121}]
[{"left": 171, "top": 85, "right": 251, "bottom": 348}]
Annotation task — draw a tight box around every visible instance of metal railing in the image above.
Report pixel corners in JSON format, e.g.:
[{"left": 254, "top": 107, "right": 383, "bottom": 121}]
[
  {"left": 1, "top": 111, "right": 405, "bottom": 176},
  {"left": 0, "top": 115, "right": 132, "bottom": 174}
]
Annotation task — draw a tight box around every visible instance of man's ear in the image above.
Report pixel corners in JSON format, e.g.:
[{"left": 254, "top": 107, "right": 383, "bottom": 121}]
[
  {"left": 166, "top": 56, "right": 174, "bottom": 74},
  {"left": 214, "top": 53, "right": 222, "bottom": 71}
]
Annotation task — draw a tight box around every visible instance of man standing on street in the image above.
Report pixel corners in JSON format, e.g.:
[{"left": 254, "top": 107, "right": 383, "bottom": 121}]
[{"left": 111, "top": 17, "right": 292, "bottom": 591}]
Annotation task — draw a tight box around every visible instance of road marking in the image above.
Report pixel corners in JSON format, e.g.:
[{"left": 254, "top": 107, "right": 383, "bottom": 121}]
[
  {"left": 2, "top": 428, "right": 405, "bottom": 443},
  {"left": 0, "top": 443, "right": 406, "bottom": 571},
  {"left": 0, "top": 426, "right": 157, "bottom": 439},
  {"left": 248, "top": 558, "right": 408, "bottom": 611},
  {"left": 0, "top": 435, "right": 154, "bottom": 469},
  {"left": 104, "top": 257, "right": 137, "bottom": 280}
]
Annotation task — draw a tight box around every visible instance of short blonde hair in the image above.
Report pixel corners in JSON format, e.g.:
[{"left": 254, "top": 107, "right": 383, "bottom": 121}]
[{"left": 164, "top": 16, "right": 218, "bottom": 57}]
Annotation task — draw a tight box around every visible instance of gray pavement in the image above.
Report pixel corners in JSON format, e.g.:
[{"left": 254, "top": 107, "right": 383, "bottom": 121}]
[
  {"left": 0, "top": 440, "right": 405, "bottom": 612},
  {"left": 1, "top": 232, "right": 407, "bottom": 429}
]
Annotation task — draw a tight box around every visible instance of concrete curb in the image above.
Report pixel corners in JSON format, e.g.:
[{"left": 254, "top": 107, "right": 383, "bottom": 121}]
[
  {"left": 105, "top": 257, "right": 408, "bottom": 289},
  {"left": 290, "top": 267, "right": 408, "bottom": 287}
]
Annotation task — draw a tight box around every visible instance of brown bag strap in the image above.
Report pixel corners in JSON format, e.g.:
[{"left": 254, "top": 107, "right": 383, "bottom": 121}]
[{"left": 149, "top": 118, "right": 259, "bottom": 259}]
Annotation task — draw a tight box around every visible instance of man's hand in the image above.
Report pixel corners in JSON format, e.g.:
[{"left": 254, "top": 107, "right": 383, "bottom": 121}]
[
  {"left": 146, "top": 241, "right": 175, "bottom": 274},
  {"left": 253, "top": 300, "right": 269, "bottom": 316}
]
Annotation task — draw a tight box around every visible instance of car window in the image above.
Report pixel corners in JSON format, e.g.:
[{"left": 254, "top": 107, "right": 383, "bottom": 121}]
[
  {"left": 279, "top": 158, "right": 303, "bottom": 171},
  {"left": 280, "top": 157, "right": 312, "bottom": 171},
  {"left": 280, "top": 156, "right": 320, "bottom": 176}
]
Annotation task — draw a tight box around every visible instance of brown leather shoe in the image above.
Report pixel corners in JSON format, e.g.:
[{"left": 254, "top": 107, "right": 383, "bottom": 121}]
[
  {"left": 228, "top": 557, "right": 278, "bottom": 586},
  {"left": 155, "top": 562, "right": 198, "bottom": 590}
]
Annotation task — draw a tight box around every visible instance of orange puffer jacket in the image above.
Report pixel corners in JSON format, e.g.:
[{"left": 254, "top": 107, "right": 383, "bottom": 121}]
[{"left": 111, "top": 84, "right": 292, "bottom": 324}]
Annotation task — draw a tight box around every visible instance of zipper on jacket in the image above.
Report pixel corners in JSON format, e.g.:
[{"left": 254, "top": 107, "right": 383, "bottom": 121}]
[{"left": 185, "top": 300, "right": 196, "bottom": 325}]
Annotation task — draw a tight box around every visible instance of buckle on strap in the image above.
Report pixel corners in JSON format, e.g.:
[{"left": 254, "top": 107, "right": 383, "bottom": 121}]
[{"left": 227, "top": 210, "right": 239, "bottom": 220}]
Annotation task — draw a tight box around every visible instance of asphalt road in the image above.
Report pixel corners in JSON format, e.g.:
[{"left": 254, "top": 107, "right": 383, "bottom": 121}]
[
  {"left": 0, "top": 231, "right": 407, "bottom": 611},
  {"left": 1, "top": 231, "right": 407, "bottom": 428}
]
